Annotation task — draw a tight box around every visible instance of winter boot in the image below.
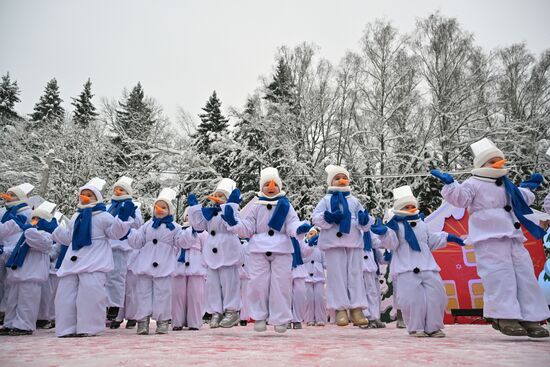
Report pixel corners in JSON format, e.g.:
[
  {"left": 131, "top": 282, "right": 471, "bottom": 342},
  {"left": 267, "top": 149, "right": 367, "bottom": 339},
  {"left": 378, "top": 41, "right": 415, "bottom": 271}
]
[
  {"left": 409, "top": 331, "right": 429, "bottom": 337},
  {"left": 125, "top": 319, "right": 137, "bottom": 329},
  {"left": 209, "top": 312, "right": 222, "bottom": 328},
  {"left": 519, "top": 321, "right": 550, "bottom": 338},
  {"left": 428, "top": 330, "right": 446, "bottom": 338},
  {"left": 274, "top": 324, "right": 288, "bottom": 333},
  {"left": 335, "top": 310, "right": 349, "bottom": 327},
  {"left": 350, "top": 308, "right": 369, "bottom": 326},
  {"left": 137, "top": 316, "right": 150, "bottom": 335},
  {"left": 106, "top": 307, "right": 119, "bottom": 321},
  {"left": 219, "top": 310, "right": 239, "bottom": 328},
  {"left": 492, "top": 319, "right": 528, "bottom": 337},
  {"left": 254, "top": 320, "right": 267, "bottom": 332},
  {"left": 155, "top": 320, "right": 169, "bottom": 334}
]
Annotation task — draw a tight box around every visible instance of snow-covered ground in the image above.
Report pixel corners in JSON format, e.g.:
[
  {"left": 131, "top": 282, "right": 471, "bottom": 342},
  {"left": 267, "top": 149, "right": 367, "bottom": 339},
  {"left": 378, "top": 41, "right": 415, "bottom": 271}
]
[{"left": 1, "top": 323, "right": 550, "bottom": 367}]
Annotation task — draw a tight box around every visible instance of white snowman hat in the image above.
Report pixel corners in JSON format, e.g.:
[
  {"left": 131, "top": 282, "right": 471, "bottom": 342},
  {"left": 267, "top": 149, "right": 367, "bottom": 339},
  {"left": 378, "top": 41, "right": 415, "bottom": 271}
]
[
  {"left": 471, "top": 138, "right": 505, "bottom": 169},
  {"left": 259, "top": 167, "right": 282, "bottom": 191},
  {"left": 325, "top": 164, "right": 350, "bottom": 186},
  {"left": 155, "top": 188, "right": 178, "bottom": 215},
  {"left": 214, "top": 178, "right": 236, "bottom": 199},
  {"left": 392, "top": 185, "right": 418, "bottom": 211},
  {"left": 113, "top": 176, "right": 134, "bottom": 196},
  {"left": 7, "top": 183, "right": 34, "bottom": 201},
  {"left": 79, "top": 177, "right": 106, "bottom": 202},
  {"left": 31, "top": 200, "right": 57, "bottom": 221}
]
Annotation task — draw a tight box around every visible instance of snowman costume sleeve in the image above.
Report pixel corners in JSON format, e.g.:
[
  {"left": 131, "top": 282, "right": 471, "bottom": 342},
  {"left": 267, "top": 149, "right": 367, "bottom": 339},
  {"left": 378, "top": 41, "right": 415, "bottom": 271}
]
[
  {"left": 175, "top": 226, "right": 198, "bottom": 250},
  {"left": 220, "top": 202, "right": 256, "bottom": 238},
  {"left": 0, "top": 219, "right": 22, "bottom": 239},
  {"left": 443, "top": 179, "right": 535, "bottom": 209},
  {"left": 187, "top": 204, "right": 209, "bottom": 232},
  {"left": 427, "top": 231, "right": 449, "bottom": 251},
  {"left": 24, "top": 228, "right": 54, "bottom": 253},
  {"left": 127, "top": 223, "right": 148, "bottom": 249},
  {"left": 311, "top": 199, "right": 333, "bottom": 230}
]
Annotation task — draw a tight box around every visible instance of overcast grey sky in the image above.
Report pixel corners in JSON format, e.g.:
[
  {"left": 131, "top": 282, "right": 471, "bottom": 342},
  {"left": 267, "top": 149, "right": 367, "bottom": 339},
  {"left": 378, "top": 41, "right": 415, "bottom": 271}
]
[{"left": 1, "top": 0, "right": 549, "bottom": 123}]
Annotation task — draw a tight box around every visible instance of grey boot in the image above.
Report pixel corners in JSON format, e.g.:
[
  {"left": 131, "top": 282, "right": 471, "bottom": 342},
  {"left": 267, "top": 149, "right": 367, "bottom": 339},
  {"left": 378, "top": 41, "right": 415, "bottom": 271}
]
[
  {"left": 219, "top": 310, "right": 239, "bottom": 328},
  {"left": 367, "top": 319, "right": 386, "bottom": 329},
  {"left": 209, "top": 312, "right": 222, "bottom": 328},
  {"left": 137, "top": 316, "right": 150, "bottom": 335},
  {"left": 492, "top": 319, "right": 528, "bottom": 337},
  {"left": 519, "top": 321, "right": 549, "bottom": 338},
  {"left": 155, "top": 320, "right": 169, "bottom": 334}
]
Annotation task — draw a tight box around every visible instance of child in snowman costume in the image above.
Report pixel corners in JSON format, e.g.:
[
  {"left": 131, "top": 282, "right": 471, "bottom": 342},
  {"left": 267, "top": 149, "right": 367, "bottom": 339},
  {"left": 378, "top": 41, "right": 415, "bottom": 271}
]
[
  {"left": 37, "top": 211, "right": 64, "bottom": 331},
  {"left": 370, "top": 185, "right": 465, "bottom": 337},
  {"left": 52, "top": 178, "right": 135, "bottom": 337},
  {"left": 171, "top": 207, "right": 208, "bottom": 331},
  {"left": 289, "top": 236, "right": 315, "bottom": 329},
  {"left": 0, "top": 183, "right": 34, "bottom": 322},
  {"left": 361, "top": 231, "right": 386, "bottom": 329},
  {"left": 105, "top": 176, "right": 144, "bottom": 328},
  {"left": 220, "top": 167, "right": 312, "bottom": 333},
  {"left": 187, "top": 178, "right": 242, "bottom": 329},
  {"left": 126, "top": 188, "right": 183, "bottom": 335},
  {"left": 0, "top": 201, "right": 57, "bottom": 335},
  {"left": 311, "top": 165, "right": 372, "bottom": 327},
  {"left": 303, "top": 228, "right": 328, "bottom": 327},
  {"left": 432, "top": 137, "right": 550, "bottom": 338},
  {"left": 238, "top": 238, "right": 251, "bottom": 326}
]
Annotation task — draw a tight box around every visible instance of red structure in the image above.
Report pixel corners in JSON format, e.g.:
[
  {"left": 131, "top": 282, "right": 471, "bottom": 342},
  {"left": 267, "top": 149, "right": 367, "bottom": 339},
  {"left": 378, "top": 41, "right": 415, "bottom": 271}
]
[{"left": 432, "top": 211, "right": 546, "bottom": 324}]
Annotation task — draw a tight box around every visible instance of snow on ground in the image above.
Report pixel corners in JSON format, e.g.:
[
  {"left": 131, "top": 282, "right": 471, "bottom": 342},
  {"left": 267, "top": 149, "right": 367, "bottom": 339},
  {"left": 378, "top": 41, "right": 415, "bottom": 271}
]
[{"left": 1, "top": 323, "right": 549, "bottom": 367}]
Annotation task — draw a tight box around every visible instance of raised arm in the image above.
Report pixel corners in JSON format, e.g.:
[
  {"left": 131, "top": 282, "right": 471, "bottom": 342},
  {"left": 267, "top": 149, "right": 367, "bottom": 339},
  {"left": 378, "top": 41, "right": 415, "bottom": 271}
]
[
  {"left": 23, "top": 228, "right": 53, "bottom": 253},
  {"left": 127, "top": 223, "right": 147, "bottom": 249},
  {"left": 311, "top": 199, "right": 333, "bottom": 230},
  {"left": 0, "top": 219, "right": 21, "bottom": 239},
  {"left": 220, "top": 202, "right": 255, "bottom": 238}
]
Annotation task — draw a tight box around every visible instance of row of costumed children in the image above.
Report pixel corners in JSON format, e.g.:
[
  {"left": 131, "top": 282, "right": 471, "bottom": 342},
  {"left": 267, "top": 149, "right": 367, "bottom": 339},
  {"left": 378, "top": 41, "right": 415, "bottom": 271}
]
[
  {"left": 1, "top": 137, "right": 549, "bottom": 338},
  {"left": 0, "top": 169, "right": 383, "bottom": 336}
]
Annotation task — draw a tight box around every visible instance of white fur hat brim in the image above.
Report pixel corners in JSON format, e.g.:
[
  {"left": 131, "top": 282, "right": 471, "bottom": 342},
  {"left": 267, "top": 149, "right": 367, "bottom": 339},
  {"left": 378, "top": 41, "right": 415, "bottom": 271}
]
[
  {"left": 114, "top": 176, "right": 134, "bottom": 196},
  {"left": 325, "top": 165, "right": 350, "bottom": 186},
  {"left": 259, "top": 167, "right": 283, "bottom": 191},
  {"left": 79, "top": 185, "right": 103, "bottom": 203},
  {"left": 31, "top": 208, "right": 54, "bottom": 221}
]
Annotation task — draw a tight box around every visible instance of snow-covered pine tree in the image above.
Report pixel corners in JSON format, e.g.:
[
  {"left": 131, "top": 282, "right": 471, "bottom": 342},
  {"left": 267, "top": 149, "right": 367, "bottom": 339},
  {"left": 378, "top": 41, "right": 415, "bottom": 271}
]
[
  {"left": 231, "top": 95, "right": 267, "bottom": 195},
  {"left": 194, "top": 90, "right": 231, "bottom": 177},
  {"left": 71, "top": 78, "right": 98, "bottom": 128},
  {"left": 107, "top": 82, "right": 165, "bottom": 207},
  {"left": 29, "top": 78, "right": 65, "bottom": 128},
  {"left": 0, "top": 72, "right": 21, "bottom": 124},
  {"left": 265, "top": 57, "right": 295, "bottom": 105}
]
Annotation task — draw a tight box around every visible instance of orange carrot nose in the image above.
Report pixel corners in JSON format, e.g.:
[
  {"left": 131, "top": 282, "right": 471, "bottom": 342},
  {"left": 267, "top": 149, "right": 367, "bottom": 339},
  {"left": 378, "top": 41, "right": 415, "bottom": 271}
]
[
  {"left": 79, "top": 195, "right": 92, "bottom": 204},
  {"left": 406, "top": 207, "right": 418, "bottom": 213},
  {"left": 267, "top": 180, "right": 277, "bottom": 191},
  {"left": 0, "top": 193, "right": 14, "bottom": 201},
  {"left": 154, "top": 205, "right": 166, "bottom": 215},
  {"left": 491, "top": 159, "right": 507, "bottom": 169},
  {"left": 31, "top": 218, "right": 39, "bottom": 226},
  {"left": 114, "top": 188, "right": 125, "bottom": 196},
  {"left": 207, "top": 195, "right": 224, "bottom": 204},
  {"left": 338, "top": 178, "right": 350, "bottom": 186}
]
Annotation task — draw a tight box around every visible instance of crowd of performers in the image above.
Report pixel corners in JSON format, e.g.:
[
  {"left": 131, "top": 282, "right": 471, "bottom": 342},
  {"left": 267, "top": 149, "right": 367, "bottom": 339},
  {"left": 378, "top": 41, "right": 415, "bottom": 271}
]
[{"left": 0, "top": 137, "right": 549, "bottom": 338}]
